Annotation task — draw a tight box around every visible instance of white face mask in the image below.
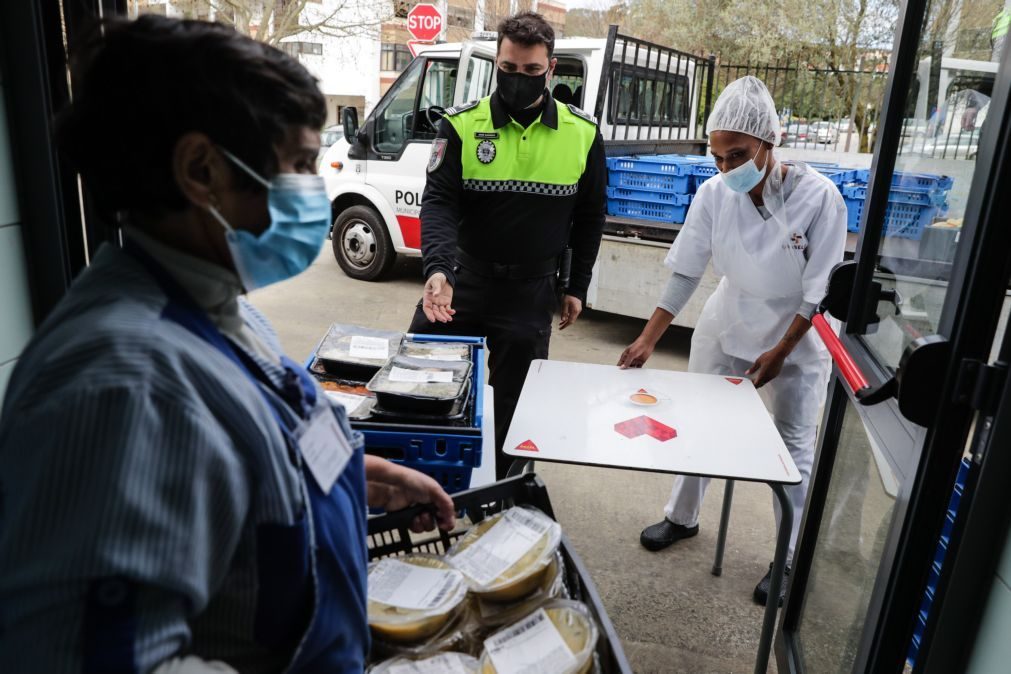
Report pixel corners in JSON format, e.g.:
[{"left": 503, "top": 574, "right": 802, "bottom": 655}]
[{"left": 721, "top": 145, "right": 767, "bottom": 193}]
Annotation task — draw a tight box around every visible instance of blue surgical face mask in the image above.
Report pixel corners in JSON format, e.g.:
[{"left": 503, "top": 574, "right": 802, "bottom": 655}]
[
  {"left": 721, "top": 145, "right": 767, "bottom": 193},
  {"left": 207, "top": 147, "right": 331, "bottom": 291}
]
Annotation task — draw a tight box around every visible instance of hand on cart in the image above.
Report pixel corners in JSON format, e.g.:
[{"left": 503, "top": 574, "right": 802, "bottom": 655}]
[{"left": 364, "top": 456, "right": 457, "bottom": 533}]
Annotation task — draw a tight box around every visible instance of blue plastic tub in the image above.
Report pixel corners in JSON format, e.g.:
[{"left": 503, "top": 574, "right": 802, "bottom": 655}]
[
  {"left": 852, "top": 168, "right": 953, "bottom": 193},
  {"left": 607, "top": 186, "right": 694, "bottom": 205},
  {"left": 606, "top": 155, "right": 699, "bottom": 176},
  {"left": 843, "top": 184, "right": 948, "bottom": 208},
  {"left": 304, "top": 332, "right": 487, "bottom": 495},
  {"left": 843, "top": 196, "right": 944, "bottom": 239},
  {"left": 608, "top": 169, "right": 692, "bottom": 194},
  {"left": 607, "top": 191, "right": 692, "bottom": 223}
]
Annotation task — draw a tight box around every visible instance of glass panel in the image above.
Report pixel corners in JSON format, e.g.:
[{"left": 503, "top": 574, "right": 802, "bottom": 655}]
[
  {"left": 373, "top": 59, "right": 423, "bottom": 153},
  {"left": 861, "top": 0, "right": 1007, "bottom": 371},
  {"left": 464, "top": 56, "right": 494, "bottom": 101},
  {"left": 796, "top": 394, "right": 899, "bottom": 673},
  {"left": 415, "top": 60, "right": 458, "bottom": 140}
]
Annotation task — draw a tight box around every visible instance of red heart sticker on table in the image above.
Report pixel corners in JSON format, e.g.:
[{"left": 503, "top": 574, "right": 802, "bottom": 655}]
[
  {"left": 514, "top": 439, "right": 539, "bottom": 452},
  {"left": 614, "top": 415, "right": 677, "bottom": 442},
  {"left": 725, "top": 377, "right": 744, "bottom": 385}
]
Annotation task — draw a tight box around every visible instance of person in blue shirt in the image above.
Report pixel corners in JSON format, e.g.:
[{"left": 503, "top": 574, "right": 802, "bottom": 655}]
[{"left": 0, "top": 16, "right": 455, "bottom": 673}]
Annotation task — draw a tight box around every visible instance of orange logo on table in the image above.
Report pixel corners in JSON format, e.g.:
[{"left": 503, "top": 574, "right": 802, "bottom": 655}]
[
  {"left": 515, "top": 439, "right": 539, "bottom": 452},
  {"left": 725, "top": 377, "right": 744, "bottom": 385}
]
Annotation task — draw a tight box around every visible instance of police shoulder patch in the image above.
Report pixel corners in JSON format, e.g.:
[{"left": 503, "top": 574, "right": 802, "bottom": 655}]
[
  {"left": 445, "top": 99, "right": 480, "bottom": 116},
  {"left": 428, "top": 138, "right": 448, "bottom": 173},
  {"left": 566, "top": 103, "right": 597, "bottom": 125}
]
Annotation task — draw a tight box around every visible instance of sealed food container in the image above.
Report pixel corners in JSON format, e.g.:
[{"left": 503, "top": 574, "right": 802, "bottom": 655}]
[
  {"left": 475, "top": 552, "right": 567, "bottom": 630},
  {"left": 446, "top": 506, "right": 562, "bottom": 602},
  {"left": 368, "top": 651, "right": 481, "bottom": 674},
  {"left": 399, "top": 340, "right": 472, "bottom": 363},
  {"left": 367, "top": 355, "right": 473, "bottom": 415},
  {"left": 368, "top": 555, "right": 469, "bottom": 644},
  {"left": 316, "top": 324, "right": 404, "bottom": 378},
  {"left": 478, "top": 600, "right": 599, "bottom": 674},
  {"left": 370, "top": 602, "right": 484, "bottom": 661}
]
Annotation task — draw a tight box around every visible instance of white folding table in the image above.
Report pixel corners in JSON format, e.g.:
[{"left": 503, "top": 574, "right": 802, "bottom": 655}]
[{"left": 503, "top": 359, "right": 801, "bottom": 674}]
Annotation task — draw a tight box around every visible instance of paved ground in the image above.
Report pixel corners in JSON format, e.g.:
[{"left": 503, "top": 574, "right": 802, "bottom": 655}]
[{"left": 250, "top": 250, "right": 784, "bottom": 673}]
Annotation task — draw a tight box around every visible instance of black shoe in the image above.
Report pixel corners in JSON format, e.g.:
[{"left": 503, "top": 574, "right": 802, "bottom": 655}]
[
  {"left": 753, "top": 562, "right": 791, "bottom": 606},
  {"left": 639, "top": 519, "right": 699, "bottom": 552}
]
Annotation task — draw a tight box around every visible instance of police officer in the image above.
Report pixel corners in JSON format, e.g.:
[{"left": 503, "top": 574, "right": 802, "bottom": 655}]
[{"left": 409, "top": 11, "right": 607, "bottom": 478}]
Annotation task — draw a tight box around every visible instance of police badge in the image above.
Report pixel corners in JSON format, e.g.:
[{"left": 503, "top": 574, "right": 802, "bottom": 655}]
[
  {"left": 476, "top": 139, "right": 496, "bottom": 164},
  {"left": 428, "top": 138, "right": 448, "bottom": 173}
]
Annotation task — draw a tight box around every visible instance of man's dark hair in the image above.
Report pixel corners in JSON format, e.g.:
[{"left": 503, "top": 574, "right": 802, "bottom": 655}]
[
  {"left": 56, "top": 15, "right": 327, "bottom": 219},
  {"left": 497, "top": 11, "right": 555, "bottom": 58}
]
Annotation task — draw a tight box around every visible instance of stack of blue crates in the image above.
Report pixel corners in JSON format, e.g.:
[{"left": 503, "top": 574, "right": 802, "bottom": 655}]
[
  {"left": 605, "top": 154, "right": 715, "bottom": 224},
  {"left": 605, "top": 154, "right": 953, "bottom": 240}
]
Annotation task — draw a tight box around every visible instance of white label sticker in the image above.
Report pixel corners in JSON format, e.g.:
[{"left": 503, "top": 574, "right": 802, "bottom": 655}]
[
  {"left": 388, "top": 366, "right": 454, "bottom": 384},
  {"left": 415, "top": 351, "right": 466, "bottom": 361},
  {"left": 368, "top": 559, "right": 460, "bottom": 611},
  {"left": 298, "top": 409, "right": 353, "bottom": 494},
  {"left": 349, "top": 335, "right": 390, "bottom": 360},
  {"left": 450, "top": 509, "right": 552, "bottom": 586},
  {"left": 485, "top": 608, "right": 579, "bottom": 674},
  {"left": 324, "top": 391, "right": 367, "bottom": 414},
  {"left": 386, "top": 653, "right": 472, "bottom": 674}
]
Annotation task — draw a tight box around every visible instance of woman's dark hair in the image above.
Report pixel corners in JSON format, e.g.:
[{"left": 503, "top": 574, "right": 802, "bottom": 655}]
[
  {"left": 497, "top": 11, "right": 554, "bottom": 58},
  {"left": 56, "top": 15, "right": 327, "bottom": 219}
]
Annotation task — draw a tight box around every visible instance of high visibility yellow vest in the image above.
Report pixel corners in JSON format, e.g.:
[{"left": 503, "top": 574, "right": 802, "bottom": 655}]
[{"left": 445, "top": 96, "right": 597, "bottom": 196}]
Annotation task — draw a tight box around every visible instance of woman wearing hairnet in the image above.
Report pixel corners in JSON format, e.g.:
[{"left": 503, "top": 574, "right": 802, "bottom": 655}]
[{"left": 618, "top": 76, "right": 847, "bottom": 606}]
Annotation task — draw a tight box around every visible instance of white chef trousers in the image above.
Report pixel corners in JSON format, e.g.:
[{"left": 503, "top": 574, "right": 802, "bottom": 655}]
[{"left": 663, "top": 349, "right": 829, "bottom": 563}]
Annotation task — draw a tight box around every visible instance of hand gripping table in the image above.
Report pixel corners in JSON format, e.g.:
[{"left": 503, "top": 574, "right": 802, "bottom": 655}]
[{"left": 503, "top": 359, "right": 801, "bottom": 674}]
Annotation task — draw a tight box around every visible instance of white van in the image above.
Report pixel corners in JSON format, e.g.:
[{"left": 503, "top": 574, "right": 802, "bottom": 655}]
[{"left": 320, "top": 28, "right": 719, "bottom": 326}]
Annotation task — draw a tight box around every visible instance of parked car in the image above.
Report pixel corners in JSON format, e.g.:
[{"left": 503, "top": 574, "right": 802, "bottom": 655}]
[
  {"left": 811, "top": 121, "right": 839, "bottom": 144},
  {"left": 782, "top": 122, "right": 810, "bottom": 146},
  {"left": 319, "top": 125, "right": 344, "bottom": 166}
]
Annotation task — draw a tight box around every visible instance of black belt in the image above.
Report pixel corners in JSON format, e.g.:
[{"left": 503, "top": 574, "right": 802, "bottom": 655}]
[{"left": 456, "top": 248, "right": 559, "bottom": 280}]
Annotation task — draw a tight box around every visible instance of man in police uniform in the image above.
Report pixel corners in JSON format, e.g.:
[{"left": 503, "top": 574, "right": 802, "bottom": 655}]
[{"left": 408, "top": 11, "right": 607, "bottom": 478}]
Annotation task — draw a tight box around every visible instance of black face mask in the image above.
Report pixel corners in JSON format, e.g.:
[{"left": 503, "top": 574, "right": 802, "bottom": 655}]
[{"left": 496, "top": 68, "right": 547, "bottom": 113}]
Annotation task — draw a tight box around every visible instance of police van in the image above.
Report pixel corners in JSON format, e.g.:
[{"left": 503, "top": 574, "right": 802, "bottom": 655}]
[{"left": 320, "top": 27, "right": 720, "bottom": 328}]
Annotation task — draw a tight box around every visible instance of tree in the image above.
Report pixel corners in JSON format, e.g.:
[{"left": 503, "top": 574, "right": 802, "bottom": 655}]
[{"left": 138, "top": 0, "right": 393, "bottom": 46}]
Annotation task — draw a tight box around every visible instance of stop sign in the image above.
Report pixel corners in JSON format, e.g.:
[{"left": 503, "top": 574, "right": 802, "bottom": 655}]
[{"left": 407, "top": 3, "right": 443, "bottom": 42}]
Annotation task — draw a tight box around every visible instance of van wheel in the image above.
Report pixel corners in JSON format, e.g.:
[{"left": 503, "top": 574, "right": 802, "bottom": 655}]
[{"left": 332, "top": 205, "right": 396, "bottom": 281}]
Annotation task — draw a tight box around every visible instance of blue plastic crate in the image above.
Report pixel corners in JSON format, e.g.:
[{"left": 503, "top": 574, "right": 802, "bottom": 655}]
[
  {"left": 844, "top": 196, "right": 943, "bottom": 240},
  {"left": 692, "top": 163, "right": 720, "bottom": 191},
  {"left": 843, "top": 184, "right": 948, "bottom": 208},
  {"left": 362, "top": 431, "right": 477, "bottom": 494},
  {"left": 606, "top": 155, "right": 699, "bottom": 176},
  {"left": 816, "top": 167, "right": 859, "bottom": 186},
  {"left": 608, "top": 169, "right": 692, "bottom": 194},
  {"left": 607, "top": 191, "right": 692, "bottom": 223},
  {"left": 607, "top": 186, "right": 693, "bottom": 205},
  {"left": 851, "top": 168, "right": 953, "bottom": 193}
]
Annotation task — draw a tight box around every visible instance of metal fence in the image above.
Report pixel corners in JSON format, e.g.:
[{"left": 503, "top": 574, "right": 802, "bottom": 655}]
[{"left": 711, "top": 59, "right": 890, "bottom": 155}]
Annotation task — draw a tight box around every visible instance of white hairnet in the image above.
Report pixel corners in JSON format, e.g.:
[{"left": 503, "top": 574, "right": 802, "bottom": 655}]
[{"left": 706, "top": 76, "right": 781, "bottom": 146}]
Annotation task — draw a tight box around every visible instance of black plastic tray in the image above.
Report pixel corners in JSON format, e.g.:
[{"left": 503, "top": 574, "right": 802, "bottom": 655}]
[{"left": 366, "top": 474, "right": 633, "bottom": 674}]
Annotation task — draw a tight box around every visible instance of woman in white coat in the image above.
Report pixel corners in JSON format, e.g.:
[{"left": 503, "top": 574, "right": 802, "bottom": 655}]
[{"left": 618, "top": 76, "right": 847, "bottom": 606}]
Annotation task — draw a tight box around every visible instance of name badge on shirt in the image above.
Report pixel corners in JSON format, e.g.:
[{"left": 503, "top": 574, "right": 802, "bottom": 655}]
[{"left": 297, "top": 408, "right": 353, "bottom": 495}]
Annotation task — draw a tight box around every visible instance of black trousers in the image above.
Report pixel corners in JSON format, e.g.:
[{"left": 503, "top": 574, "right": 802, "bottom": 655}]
[{"left": 408, "top": 267, "right": 557, "bottom": 480}]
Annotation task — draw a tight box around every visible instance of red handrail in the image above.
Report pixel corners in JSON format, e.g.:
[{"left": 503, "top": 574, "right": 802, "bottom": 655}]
[{"left": 811, "top": 313, "right": 870, "bottom": 394}]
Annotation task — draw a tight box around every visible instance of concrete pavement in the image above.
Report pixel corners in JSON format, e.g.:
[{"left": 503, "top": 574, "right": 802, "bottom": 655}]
[{"left": 250, "top": 250, "right": 784, "bottom": 673}]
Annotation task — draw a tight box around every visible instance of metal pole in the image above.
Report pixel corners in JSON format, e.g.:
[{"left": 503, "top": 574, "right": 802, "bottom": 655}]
[
  {"left": 711, "top": 480, "right": 735, "bottom": 576},
  {"left": 754, "top": 483, "right": 794, "bottom": 674},
  {"left": 845, "top": 58, "right": 863, "bottom": 153},
  {"left": 702, "top": 54, "right": 716, "bottom": 138}
]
